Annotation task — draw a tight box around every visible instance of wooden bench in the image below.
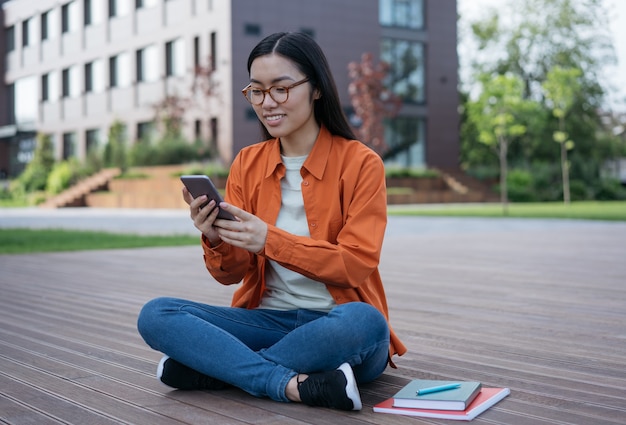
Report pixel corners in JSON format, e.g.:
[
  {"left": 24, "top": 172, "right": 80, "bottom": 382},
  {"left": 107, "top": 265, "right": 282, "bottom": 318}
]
[{"left": 1, "top": 217, "right": 625, "bottom": 424}]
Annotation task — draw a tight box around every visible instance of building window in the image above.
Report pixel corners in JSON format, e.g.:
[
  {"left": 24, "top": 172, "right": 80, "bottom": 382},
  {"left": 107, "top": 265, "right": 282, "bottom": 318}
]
[
  {"left": 63, "top": 132, "right": 76, "bottom": 159},
  {"left": 384, "top": 117, "right": 425, "bottom": 167},
  {"left": 86, "top": 129, "right": 102, "bottom": 154},
  {"left": 84, "top": 0, "right": 103, "bottom": 26},
  {"left": 381, "top": 38, "right": 425, "bottom": 103},
  {"left": 244, "top": 23, "right": 261, "bottom": 36},
  {"left": 41, "top": 11, "right": 49, "bottom": 40},
  {"left": 137, "top": 121, "right": 155, "bottom": 141},
  {"left": 22, "top": 18, "right": 34, "bottom": 47},
  {"left": 109, "top": 0, "right": 130, "bottom": 18},
  {"left": 165, "top": 38, "right": 185, "bottom": 77},
  {"left": 109, "top": 53, "right": 131, "bottom": 88},
  {"left": 62, "top": 1, "right": 79, "bottom": 34},
  {"left": 62, "top": 66, "right": 80, "bottom": 98},
  {"left": 42, "top": 74, "right": 49, "bottom": 102},
  {"left": 136, "top": 45, "right": 159, "bottom": 82},
  {"left": 136, "top": 0, "right": 158, "bottom": 8},
  {"left": 5, "top": 26, "right": 15, "bottom": 52},
  {"left": 193, "top": 36, "right": 200, "bottom": 67},
  {"left": 210, "top": 117, "right": 218, "bottom": 144},
  {"left": 379, "top": 0, "right": 424, "bottom": 29},
  {"left": 85, "top": 59, "right": 105, "bottom": 93},
  {"left": 210, "top": 32, "right": 216, "bottom": 70},
  {"left": 41, "top": 71, "right": 59, "bottom": 102}
]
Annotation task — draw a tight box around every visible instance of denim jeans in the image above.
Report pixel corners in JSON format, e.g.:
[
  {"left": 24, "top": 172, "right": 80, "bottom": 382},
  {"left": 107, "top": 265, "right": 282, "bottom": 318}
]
[{"left": 137, "top": 298, "right": 390, "bottom": 402}]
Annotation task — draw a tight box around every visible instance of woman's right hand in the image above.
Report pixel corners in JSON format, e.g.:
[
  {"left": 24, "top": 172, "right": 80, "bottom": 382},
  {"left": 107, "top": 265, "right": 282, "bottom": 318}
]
[{"left": 182, "top": 187, "right": 222, "bottom": 246}]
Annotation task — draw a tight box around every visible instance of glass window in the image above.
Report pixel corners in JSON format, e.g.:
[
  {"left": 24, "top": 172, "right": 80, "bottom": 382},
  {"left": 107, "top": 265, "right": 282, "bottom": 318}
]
[
  {"left": 42, "top": 71, "right": 59, "bottom": 102},
  {"left": 109, "top": 0, "right": 130, "bottom": 18},
  {"left": 244, "top": 23, "right": 261, "bottom": 36},
  {"left": 5, "top": 26, "right": 15, "bottom": 52},
  {"left": 14, "top": 76, "right": 38, "bottom": 124},
  {"left": 62, "top": 132, "right": 76, "bottom": 159},
  {"left": 86, "top": 129, "right": 102, "bottom": 154},
  {"left": 379, "top": 0, "right": 424, "bottom": 29},
  {"left": 136, "top": 0, "right": 158, "bottom": 8},
  {"left": 85, "top": 59, "right": 105, "bottom": 93},
  {"left": 109, "top": 52, "right": 131, "bottom": 87},
  {"left": 22, "top": 18, "right": 36, "bottom": 47},
  {"left": 62, "top": 1, "right": 80, "bottom": 33},
  {"left": 381, "top": 38, "right": 425, "bottom": 103},
  {"left": 165, "top": 38, "right": 186, "bottom": 77},
  {"left": 84, "top": 0, "right": 104, "bottom": 25},
  {"left": 136, "top": 44, "right": 159, "bottom": 82},
  {"left": 137, "top": 121, "right": 156, "bottom": 141},
  {"left": 41, "top": 10, "right": 58, "bottom": 41},
  {"left": 384, "top": 117, "right": 425, "bottom": 167},
  {"left": 62, "top": 66, "right": 80, "bottom": 98}
]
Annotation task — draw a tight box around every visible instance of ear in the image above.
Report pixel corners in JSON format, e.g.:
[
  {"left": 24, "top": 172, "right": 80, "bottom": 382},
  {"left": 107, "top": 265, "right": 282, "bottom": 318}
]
[{"left": 313, "top": 88, "right": 321, "bottom": 100}]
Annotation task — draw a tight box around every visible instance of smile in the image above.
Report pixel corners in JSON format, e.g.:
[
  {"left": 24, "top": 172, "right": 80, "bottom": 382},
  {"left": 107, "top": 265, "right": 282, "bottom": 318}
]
[{"left": 265, "top": 114, "right": 285, "bottom": 122}]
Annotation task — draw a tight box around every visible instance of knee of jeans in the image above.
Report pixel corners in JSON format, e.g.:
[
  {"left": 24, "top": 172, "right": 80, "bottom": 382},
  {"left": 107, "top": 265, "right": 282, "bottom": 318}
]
[
  {"left": 137, "top": 297, "right": 172, "bottom": 339},
  {"left": 337, "top": 302, "right": 389, "bottom": 338}
]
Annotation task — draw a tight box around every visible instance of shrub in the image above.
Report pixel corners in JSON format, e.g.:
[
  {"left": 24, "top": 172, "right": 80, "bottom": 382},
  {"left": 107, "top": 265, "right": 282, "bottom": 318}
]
[
  {"left": 46, "top": 159, "right": 85, "bottom": 195},
  {"left": 506, "top": 169, "right": 537, "bottom": 202},
  {"left": 593, "top": 178, "right": 626, "bottom": 200}
]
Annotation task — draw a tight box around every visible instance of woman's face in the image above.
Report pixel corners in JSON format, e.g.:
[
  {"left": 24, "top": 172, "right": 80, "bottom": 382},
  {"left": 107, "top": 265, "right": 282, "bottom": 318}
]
[{"left": 248, "top": 53, "right": 319, "bottom": 145}]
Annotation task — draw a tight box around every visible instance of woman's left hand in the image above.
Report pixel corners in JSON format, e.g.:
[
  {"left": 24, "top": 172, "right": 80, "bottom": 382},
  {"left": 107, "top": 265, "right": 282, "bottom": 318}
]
[{"left": 214, "top": 203, "right": 268, "bottom": 254}]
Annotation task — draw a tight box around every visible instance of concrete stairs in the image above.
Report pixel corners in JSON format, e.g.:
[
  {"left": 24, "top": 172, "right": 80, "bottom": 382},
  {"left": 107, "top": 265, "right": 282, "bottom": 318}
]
[{"left": 39, "top": 168, "right": 121, "bottom": 209}]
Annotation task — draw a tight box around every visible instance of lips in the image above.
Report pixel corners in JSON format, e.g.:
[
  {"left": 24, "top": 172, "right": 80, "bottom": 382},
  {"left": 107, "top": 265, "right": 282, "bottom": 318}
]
[{"left": 265, "top": 114, "right": 285, "bottom": 122}]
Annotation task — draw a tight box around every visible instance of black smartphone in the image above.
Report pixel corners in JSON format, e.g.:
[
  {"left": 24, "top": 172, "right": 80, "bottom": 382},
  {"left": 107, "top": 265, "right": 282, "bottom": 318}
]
[{"left": 180, "top": 175, "right": 236, "bottom": 221}]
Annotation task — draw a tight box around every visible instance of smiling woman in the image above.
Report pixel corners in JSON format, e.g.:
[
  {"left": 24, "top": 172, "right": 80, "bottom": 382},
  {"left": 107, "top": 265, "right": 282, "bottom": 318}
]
[{"left": 136, "top": 32, "right": 407, "bottom": 413}]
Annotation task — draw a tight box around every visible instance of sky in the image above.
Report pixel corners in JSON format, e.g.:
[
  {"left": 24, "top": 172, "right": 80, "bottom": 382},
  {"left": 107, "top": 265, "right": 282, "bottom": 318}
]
[{"left": 457, "top": 0, "right": 626, "bottom": 112}]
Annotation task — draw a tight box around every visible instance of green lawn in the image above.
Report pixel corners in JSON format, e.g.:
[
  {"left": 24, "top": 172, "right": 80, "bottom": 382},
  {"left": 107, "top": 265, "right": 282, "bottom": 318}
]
[
  {"left": 0, "top": 228, "right": 199, "bottom": 254},
  {"left": 388, "top": 201, "right": 626, "bottom": 221}
]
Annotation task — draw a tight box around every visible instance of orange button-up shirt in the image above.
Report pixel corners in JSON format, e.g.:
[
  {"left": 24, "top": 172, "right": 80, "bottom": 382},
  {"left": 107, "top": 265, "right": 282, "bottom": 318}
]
[{"left": 201, "top": 126, "right": 407, "bottom": 361}]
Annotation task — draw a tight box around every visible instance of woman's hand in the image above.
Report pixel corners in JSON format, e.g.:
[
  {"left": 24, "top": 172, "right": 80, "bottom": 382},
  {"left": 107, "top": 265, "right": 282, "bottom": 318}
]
[
  {"left": 183, "top": 188, "right": 267, "bottom": 252},
  {"left": 183, "top": 187, "right": 223, "bottom": 246},
  {"left": 213, "top": 203, "right": 268, "bottom": 254}
]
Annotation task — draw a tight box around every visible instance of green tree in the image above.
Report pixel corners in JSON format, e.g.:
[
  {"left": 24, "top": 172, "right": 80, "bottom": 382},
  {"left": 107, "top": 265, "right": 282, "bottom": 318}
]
[
  {"left": 17, "top": 133, "right": 55, "bottom": 192},
  {"left": 461, "top": 0, "right": 621, "bottom": 201},
  {"left": 104, "top": 120, "right": 128, "bottom": 173},
  {"left": 542, "top": 66, "right": 582, "bottom": 203},
  {"left": 466, "top": 74, "right": 530, "bottom": 213}
]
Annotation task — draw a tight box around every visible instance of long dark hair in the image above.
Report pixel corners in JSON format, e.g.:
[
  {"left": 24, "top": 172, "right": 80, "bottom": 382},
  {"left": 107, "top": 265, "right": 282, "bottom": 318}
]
[{"left": 247, "top": 32, "right": 356, "bottom": 141}]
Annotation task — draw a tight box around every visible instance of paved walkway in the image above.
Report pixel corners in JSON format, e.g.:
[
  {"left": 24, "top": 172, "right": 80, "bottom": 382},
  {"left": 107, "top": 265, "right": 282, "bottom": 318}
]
[{"left": 1, "top": 207, "right": 623, "bottom": 237}]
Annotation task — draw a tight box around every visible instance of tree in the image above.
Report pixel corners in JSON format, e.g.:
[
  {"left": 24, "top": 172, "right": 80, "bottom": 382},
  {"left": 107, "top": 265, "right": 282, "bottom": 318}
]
[
  {"left": 461, "top": 0, "right": 620, "bottom": 200},
  {"left": 542, "top": 66, "right": 582, "bottom": 203},
  {"left": 347, "top": 53, "right": 401, "bottom": 156},
  {"left": 104, "top": 120, "right": 128, "bottom": 173},
  {"left": 466, "top": 74, "right": 530, "bottom": 213}
]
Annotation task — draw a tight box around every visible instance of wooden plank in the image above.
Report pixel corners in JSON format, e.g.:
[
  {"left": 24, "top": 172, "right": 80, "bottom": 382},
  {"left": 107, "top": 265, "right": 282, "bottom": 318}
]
[{"left": 1, "top": 219, "right": 625, "bottom": 424}]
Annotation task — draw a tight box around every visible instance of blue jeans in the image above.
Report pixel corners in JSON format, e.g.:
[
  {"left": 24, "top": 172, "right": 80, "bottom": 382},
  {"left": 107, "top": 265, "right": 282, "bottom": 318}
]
[{"left": 137, "top": 298, "right": 390, "bottom": 402}]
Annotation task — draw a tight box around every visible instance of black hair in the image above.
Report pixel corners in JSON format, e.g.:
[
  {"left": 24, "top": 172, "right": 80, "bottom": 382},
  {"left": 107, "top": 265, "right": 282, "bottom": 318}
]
[{"left": 247, "top": 32, "right": 356, "bottom": 141}]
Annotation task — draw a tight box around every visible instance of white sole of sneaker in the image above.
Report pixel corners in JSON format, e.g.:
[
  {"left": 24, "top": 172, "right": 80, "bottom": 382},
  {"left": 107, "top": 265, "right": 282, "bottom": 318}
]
[
  {"left": 156, "top": 355, "right": 170, "bottom": 380},
  {"left": 337, "top": 363, "right": 362, "bottom": 411}
]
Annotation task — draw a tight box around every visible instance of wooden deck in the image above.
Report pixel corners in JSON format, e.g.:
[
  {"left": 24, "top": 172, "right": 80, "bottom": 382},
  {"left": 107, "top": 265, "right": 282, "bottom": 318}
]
[{"left": 1, "top": 217, "right": 625, "bottom": 424}]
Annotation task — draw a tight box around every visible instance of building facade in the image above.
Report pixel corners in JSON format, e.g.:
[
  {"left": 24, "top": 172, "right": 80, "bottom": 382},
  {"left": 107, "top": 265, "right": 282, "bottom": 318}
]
[{"left": 0, "top": 0, "right": 459, "bottom": 177}]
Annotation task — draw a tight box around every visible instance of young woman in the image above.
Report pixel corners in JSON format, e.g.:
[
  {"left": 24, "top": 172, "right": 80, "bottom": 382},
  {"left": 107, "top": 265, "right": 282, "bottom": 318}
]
[{"left": 137, "top": 32, "right": 406, "bottom": 411}]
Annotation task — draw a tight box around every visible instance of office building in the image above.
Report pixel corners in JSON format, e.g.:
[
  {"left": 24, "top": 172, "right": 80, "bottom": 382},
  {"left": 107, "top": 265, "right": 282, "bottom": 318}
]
[{"left": 0, "top": 0, "right": 459, "bottom": 177}]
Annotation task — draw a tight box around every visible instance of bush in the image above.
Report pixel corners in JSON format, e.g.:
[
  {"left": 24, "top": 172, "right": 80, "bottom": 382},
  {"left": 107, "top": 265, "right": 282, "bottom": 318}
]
[
  {"left": 130, "top": 137, "right": 200, "bottom": 166},
  {"left": 506, "top": 169, "right": 537, "bottom": 202},
  {"left": 384, "top": 167, "right": 440, "bottom": 178},
  {"left": 593, "top": 179, "right": 626, "bottom": 200}
]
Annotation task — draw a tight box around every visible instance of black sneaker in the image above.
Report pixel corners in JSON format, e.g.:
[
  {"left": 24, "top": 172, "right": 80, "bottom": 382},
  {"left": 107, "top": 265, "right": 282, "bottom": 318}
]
[
  {"left": 156, "top": 355, "right": 229, "bottom": 390},
  {"left": 297, "top": 363, "right": 362, "bottom": 411}
]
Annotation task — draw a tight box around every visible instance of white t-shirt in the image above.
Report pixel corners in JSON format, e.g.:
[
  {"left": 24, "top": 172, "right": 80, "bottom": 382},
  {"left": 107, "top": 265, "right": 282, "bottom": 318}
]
[{"left": 259, "top": 154, "right": 336, "bottom": 312}]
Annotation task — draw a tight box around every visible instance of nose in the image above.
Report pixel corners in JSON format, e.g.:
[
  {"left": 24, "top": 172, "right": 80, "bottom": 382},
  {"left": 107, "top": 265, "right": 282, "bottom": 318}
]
[{"left": 261, "top": 92, "right": 278, "bottom": 108}]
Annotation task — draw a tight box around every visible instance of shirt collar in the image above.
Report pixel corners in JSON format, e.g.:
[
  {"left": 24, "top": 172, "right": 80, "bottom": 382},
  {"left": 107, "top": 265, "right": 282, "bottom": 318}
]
[{"left": 264, "top": 126, "right": 333, "bottom": 180}]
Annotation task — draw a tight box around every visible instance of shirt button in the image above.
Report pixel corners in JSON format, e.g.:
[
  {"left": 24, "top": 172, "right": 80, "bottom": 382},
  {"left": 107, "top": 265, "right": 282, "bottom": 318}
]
[
  {"left": 311, "top": 222, "right": 317, "bottom": 227},
  {"left": 303, "top": 181, "right": 309, "bottom": 186}
]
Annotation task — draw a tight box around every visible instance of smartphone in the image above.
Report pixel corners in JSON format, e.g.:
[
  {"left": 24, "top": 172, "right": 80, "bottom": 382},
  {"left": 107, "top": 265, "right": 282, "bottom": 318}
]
[{"left": 180, "top": 175, "right": 236, "bottom": 221}]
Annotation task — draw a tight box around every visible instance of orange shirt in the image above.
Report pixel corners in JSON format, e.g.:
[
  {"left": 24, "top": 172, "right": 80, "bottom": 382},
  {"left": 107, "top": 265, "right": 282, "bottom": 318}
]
[{"left": 201, "top": 126, "right": 407, "bottom": 360}]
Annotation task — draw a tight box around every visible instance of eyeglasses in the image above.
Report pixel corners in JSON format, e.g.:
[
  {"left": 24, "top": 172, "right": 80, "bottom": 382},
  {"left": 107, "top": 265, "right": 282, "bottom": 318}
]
[{"left": 241, "top": 78, "right": 310, "bottom": 105}]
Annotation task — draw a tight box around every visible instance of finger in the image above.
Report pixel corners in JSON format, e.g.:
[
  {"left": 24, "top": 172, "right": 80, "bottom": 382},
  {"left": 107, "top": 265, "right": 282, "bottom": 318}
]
[
  {"left": 219, "top": 202, "right": 252, "bottom": 220},
  {"left": 182, "top": 187, "right": 194, "bottom": 205}
]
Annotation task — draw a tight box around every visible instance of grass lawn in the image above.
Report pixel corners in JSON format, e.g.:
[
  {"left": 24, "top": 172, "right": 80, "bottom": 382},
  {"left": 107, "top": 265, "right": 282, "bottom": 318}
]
[
  {"left": 388, "top": 201, "right": 626, "bottom": 221},
  {"left": 0, "top": 228, "right": 198, "bottom": 255}
]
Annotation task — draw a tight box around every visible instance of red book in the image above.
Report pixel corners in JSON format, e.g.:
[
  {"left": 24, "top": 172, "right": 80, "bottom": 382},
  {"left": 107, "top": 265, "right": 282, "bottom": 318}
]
[{"left": 373, "top": 387, "right": 510, "bottom": 421}]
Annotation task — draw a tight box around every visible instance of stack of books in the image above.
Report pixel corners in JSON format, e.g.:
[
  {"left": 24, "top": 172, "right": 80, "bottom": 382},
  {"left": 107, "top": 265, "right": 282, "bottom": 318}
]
[{"left": 373, "top": 379, "right": 510, "bottom": 421}]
